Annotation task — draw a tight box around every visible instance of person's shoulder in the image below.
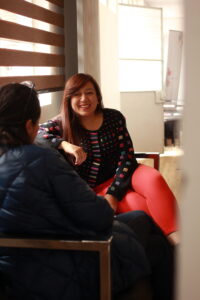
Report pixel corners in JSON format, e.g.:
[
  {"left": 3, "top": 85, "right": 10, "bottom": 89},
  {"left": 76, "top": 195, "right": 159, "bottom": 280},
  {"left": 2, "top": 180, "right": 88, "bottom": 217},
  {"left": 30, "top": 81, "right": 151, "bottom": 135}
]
[
  {"left": 104, "top": 108, "right": 125, "bottom": 122},
  {"left": 4, "top": 145, "right": 71, "bottom": 182},
  {"left": 30, "top": 144, "right": 66, "bottom": 161},
  {"left": 104, "top": 108, "right": 124, "bottom": 117},
  {"left": 4, "top": 145, "right": 52, "bottom": 170},
  {"left": 21, "top": 144, "right": 71, "bottom": 174},
  {"left": 39, "top": 115, "right": 61, "bottom": 128},
  {"left": 22, "top": 144, "right": 55, "bottom": 161}
]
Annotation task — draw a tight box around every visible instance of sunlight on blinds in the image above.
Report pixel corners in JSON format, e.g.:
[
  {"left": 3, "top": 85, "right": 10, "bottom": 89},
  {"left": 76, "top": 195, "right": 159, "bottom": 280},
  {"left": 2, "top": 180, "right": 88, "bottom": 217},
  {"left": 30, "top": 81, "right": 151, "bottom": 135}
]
[
  {"left": 0, "top": 9, "right": 62, "bottom": 34},
  {"left": 0, "top": 38, "right": 63, "bottom": 54},
  {"left": 0, "top": 0, "right": 64, "bottom": 91},
  {"left": 0, "top": 67, "right": 63, "bottom": 76}
]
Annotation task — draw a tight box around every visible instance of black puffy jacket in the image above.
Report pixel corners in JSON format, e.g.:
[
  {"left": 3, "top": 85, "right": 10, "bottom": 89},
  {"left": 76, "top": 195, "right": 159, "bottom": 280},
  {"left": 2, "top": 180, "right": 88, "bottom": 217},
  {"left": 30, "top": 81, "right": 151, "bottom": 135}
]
[{"left": 0, "top": 145, "right": 150, "bottom": 300}]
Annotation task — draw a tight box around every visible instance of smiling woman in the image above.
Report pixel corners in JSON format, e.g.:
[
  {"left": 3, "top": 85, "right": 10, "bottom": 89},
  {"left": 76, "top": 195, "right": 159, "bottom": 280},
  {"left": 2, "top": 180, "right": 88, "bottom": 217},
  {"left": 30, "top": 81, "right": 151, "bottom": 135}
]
[
  {"left": 36, "top": 73, "right": 179, "bottom": 245},
  {"left": 70, "top": 82, "right": 100, "bottom": 120}
]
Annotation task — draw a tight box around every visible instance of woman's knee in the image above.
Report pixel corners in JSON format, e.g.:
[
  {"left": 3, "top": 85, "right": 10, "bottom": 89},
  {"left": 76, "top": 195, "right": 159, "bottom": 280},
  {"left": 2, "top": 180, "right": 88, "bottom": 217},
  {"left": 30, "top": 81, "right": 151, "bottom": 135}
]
[
  {"left": 131, "top": 164, "right": 169, "bottom": 195},
  {"left": 117, "top": 191, "right": 150, "bottom": 215},
  {"left": 132, "top": 164, "right": 161, "bottom": 185}
]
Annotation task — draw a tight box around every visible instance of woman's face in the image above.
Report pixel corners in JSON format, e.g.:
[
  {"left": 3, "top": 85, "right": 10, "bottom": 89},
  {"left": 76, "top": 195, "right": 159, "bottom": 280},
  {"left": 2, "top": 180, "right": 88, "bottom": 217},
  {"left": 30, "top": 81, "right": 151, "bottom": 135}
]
[{"left": 70, "top": 81, "right": 99, "bottom": 118}]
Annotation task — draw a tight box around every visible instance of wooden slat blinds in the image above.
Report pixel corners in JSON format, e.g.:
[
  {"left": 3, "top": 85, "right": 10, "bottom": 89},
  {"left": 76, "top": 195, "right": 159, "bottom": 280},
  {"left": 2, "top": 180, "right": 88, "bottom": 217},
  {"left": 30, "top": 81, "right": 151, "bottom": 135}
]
[
  {"left": 47, "top": 0, "right": 64, "bottom": 8},
  {"left": 0, "top": 75, "right": 65, "bottom": 91},
  {"left": 0, "top": 0, "right": 65, "bottom": 91},
  {"left": 0, "top": 20, "right": 64, "bottom": 47},
  {"left": 0, "top": 49, "right": 64, "bottom": 67},
  {"left": 0, "top": 0, "right": 64, "bottom": 27}
]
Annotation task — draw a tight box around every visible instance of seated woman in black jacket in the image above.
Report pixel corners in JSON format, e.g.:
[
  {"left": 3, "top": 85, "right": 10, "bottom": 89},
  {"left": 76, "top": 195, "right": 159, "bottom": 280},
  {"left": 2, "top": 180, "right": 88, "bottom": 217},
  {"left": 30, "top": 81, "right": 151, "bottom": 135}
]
[{"left": 0, "top": 83, "right": 174, "bottom": 300}]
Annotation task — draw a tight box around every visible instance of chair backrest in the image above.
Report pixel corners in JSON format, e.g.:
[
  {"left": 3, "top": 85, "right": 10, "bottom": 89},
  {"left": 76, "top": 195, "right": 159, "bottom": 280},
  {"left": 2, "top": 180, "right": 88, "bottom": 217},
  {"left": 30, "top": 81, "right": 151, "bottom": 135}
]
[
  {"left": 0, "top": 235, "right": 113, "bottom": 300},
  {"left": 135, "top": 152, "right": 160, "bottom": 170}
]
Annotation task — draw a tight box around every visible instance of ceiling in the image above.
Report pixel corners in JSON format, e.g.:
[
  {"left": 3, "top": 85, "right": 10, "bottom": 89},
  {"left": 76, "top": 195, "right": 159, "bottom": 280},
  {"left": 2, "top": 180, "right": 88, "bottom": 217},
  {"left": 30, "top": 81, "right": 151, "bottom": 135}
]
[{"left": 144, "top": 0, "right": 184, "bottom": 18}]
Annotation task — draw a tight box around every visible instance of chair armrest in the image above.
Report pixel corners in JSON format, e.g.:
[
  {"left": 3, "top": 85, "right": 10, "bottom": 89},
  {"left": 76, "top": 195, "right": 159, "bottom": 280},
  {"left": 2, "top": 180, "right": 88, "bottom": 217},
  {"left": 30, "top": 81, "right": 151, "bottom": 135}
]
[
  {"left": 0, "top": 235, "right": 112, "bottom": 251},
  {"left": 135, "top": 152, "right": 160, "bottom": 170},
  {"left": 0, "top": 235, "right": 112, "bottom": 300}
]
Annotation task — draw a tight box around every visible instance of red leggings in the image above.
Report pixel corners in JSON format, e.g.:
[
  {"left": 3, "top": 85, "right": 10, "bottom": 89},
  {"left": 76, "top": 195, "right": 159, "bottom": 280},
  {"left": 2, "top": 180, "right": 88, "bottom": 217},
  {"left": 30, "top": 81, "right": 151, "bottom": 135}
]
[{"left": 94, "top": 164, "right": 178, "bottom": 235}]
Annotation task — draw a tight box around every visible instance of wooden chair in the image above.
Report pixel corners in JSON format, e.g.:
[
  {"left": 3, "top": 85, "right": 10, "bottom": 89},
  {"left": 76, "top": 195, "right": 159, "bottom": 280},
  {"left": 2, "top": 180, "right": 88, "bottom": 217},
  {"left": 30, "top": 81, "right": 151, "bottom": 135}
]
[
  {"left": 0, "top": 234, "right": 113, "bottom": 300},
  {"left": 135, "top": 152, "right": 160, "bottom": 170}
]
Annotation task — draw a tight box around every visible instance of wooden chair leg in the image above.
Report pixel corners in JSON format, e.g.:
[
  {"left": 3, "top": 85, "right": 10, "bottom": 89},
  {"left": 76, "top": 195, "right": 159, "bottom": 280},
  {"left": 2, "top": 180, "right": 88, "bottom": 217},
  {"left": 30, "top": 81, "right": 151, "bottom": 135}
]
[{"left": 100, "top": 242, "right": 112, "bottom": 300}]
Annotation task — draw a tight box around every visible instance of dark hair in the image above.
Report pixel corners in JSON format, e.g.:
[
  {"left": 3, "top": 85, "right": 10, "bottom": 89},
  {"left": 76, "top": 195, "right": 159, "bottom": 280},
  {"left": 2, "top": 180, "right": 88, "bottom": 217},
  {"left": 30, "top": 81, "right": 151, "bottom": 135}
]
[
  {"left": 60, "top": 73, "right": 103, "bottom": 144},
  {"left": 0, "top": 83, "right": 41, "bottom": 148}
]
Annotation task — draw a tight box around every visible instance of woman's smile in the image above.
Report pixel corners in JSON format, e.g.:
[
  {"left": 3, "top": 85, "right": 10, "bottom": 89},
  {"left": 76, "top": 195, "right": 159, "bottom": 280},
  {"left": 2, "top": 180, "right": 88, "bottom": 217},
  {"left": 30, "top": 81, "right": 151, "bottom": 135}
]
[
  {"left": 71, "top": 82, "right": 98, "bottom": 118},
  {"left": 78, "top": 103, "right": 91, "bottom": 110}
]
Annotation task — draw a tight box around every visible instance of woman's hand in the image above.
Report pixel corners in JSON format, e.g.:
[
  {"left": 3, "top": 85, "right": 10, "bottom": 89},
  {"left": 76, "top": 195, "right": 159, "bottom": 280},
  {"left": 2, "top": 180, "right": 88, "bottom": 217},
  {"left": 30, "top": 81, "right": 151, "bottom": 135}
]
[
  {"left": 60, "top": 141, "right": 87, "bottom": 165},
  {"left": 104, "top": 194, "right": 118, "bottom": 212}
]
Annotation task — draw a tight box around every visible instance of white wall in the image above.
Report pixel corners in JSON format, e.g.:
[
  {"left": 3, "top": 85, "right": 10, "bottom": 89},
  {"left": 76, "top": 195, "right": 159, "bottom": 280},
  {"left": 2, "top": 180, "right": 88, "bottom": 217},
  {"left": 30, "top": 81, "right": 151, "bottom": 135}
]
[
  {"left": 99, "top": 1, "right": 120, "bottom": 110},
  {"left": 76, "top": 0, "right": 100, "bottom": 83},
  {"left": 39, "top": 91, "right": 63, "bottom": 123},
  {"left": 177, "top": 0, "right": 200, "bottom": 299},
  {"left": 146, "top": 0, "right": 184, "bottom": 105},
  {"left": 120, "top": 0, "right": 184, "bottom": 153},
  {"left": 121, "top": 92, "right": 164, "bottom": 152},
  {"left": 99, "top": 2, "right": 165, "bottom": 152}
]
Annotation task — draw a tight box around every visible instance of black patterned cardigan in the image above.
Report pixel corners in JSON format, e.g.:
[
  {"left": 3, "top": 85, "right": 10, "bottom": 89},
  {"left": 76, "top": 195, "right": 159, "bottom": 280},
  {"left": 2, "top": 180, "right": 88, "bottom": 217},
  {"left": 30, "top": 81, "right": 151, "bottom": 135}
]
[{"left": 36, "top": 108, "right": 139, "bottom": 200}]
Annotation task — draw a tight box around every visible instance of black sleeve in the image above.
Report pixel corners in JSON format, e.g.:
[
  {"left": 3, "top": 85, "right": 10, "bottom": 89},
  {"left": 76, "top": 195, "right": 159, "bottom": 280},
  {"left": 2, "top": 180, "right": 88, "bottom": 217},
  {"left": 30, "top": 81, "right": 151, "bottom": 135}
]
[
  {"left": 106, "top": 112, "right": 139, "bottom": 200},
  {"left": 45, "top": 150, "right": 114, "bottom": 233},
  {"left": 35, "top": 119, "right": 64, "bottom": 149}
]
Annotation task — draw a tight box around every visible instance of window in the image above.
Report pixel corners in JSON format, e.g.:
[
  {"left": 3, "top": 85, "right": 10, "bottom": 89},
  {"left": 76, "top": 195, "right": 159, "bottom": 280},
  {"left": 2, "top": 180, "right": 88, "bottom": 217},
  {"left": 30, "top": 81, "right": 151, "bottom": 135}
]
[
  {"left": 0, "top": 0, "right": 65, "bottom": 92},
  {"left": 118, "top": 4, "right": 163, "bottom": 92}
]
